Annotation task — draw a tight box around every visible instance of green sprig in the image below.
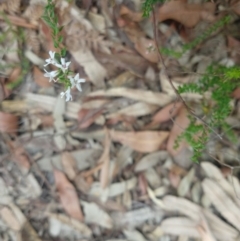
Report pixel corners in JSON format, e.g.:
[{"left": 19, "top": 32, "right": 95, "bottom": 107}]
[
  {"left": 142, "top": 0, "right": 165, "bottom": 17},
  {"left": 161, "top": 15, "right": 231, "bottom": 58},
  {"left": 176, "top": 64, "right": 240, "bottom": 162},
  {"left": 42, "top": 0, "right": 70, "bottom": 87}
]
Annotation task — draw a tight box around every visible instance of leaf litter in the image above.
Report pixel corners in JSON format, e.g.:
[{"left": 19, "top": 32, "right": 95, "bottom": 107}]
[{"left": 0, "top": 0, "right": 240, "bottom": 240}]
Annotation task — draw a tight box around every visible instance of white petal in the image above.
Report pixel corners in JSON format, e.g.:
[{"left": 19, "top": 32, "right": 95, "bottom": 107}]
[
  {"left": 66, "top": 61, "right": 71, "bottom": 68},
  {"left": 49, "top": 51, "right": 55, "bottom": 59},
  {"left": 65, "top": 88, "right": 72, "bottom": 101},
  {"left": 50, "top": 70, "right": 58, "bottom": 77},
  {"left": 76, "top": 84, "right": 82, "bottom": 92},
  {"left": 55, "top": 63, "right": 62, "bottom": 69},
  {"left": 61, "top": 58, "right": 66, "bottom": 65},
  {"left": 74, "top": 73, "right": 79, "bottom": 80},
  {"left": 60, "top": 92, "right": 65, "bottom": 98}
]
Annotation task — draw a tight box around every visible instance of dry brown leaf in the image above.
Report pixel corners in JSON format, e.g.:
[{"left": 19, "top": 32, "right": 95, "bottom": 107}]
[
  {"left": 123, "top": 229, "right": 146, "bottom": 241},
  {"left": 202, "top": 178, "right": 240, "bottom": 231},
  {"left": 88, "top": 11, "right": 106, "bottom": 34},
  {"left": 151, "top": 102, "right": 183, "bottom": 124},
  {"left": 227, "top": 36, "right": 240, "bottom": 64},
  {"left": 147, "top": 187, "right": 165, "bottom": 208},
  {"left": 168, "top": 171, "right": 181, "bottom": 189},
  {"left": 54, "top": 169, "right": 84, "bottom": 222},
  {"left": 163, "top": 195, "right": 239, "bottom": 240},
  {"left": 6, "top": 0, "right": 21, "bottom": 13},
  {"left": 0, "top": 112, "right": 18, "bottom": 133},
  {"left": 8, "top": 67, "right": 21, "bottom": 83},
  {"left": 23, "top": 3, "right": 44, "bottom": 23},
  {"left": 161, "top": 217, "right": 200, "bottom": 238},
  {"left": 99, "top": 129, "right": 111, "bottom": 189},
  {"left": 147, "top": 226, "right": 164, "bottom": 241},
  {"left": 81, "top": 201, "right": 113, "bottom": 229},
  {"left": 75, "top": 174, "right": 91, "bottom": 194},
  {"left": 201, "top": 162, "right": 239, "bottom": 205},
  {"left": 82, "top": 99, "right": 110, "bottom": 109},
  {"left": 37, "top": 114, "right": 54, "bottom": 127},
  {"left": 0, "top": 3, "right": 7, "bottom": 12},
  {"left": 135, "top": 151, "right": 168, "bottom": 172},
  {"left": 191, "top": 182, "right": 202, "bottom": 204},
  {"left": 106, "top": 102, "right": 158, "bottom": 119},
  {"left": 0, "top": 207, "right": 21, "bottom": 231},
  {"left": 25, "top": 29, "right": 40, "bottom": 53},
  {"left": 145, "top": 168, "right": 161, "bottom": 188},
  {"left": 12, "top": 143, "right": 30, "bottom": 171},
  {"left": 110, "top": 130, "right": 169, "bottom": 153},
  {"left": 0, "top": 14, "right": 37, "bottom": 29},
  {"left": 111, "top": 206, "right": 163, "bottom": 228},
  {"left": 61, "top": 152, "right": 77, "bottom": 181},
  {"left": 21, "top": 221, "right": 43, "bottom": 241},
  {"left": 167, "top": 107, "right": 189, "bottom": 156},
  {"left": 39, "top": 20, "right": 57, "bottom": 52},
  {"left": 119, "top": 5, "right": 143, "bottom": 22},
  {"left": 162, "top": 215, "right": 215, "bottom": 241},
  {"left": 112, "top": 146, "right": 133, "bottom": 178},
  {"left": 89, "top": 177, "right": 137, "bottom": 199},
  {"left": 69, "top": 48, "right": 107, "bottom": 87},
  {"left": 197, "top": 215, "right": 216, "bottom": 241},
  {"left": 95, "top": 50, "right": 149, "bottom": 77},
  {"left": 78, "top": 108, "right": 104, "bottom": 129},
  {"left": 138, "top": 173, "right": 148, "bottom": 196},
  {"left": 33, "top": 66, "right": 51, "bottom": 87},
  {"left": 53, "top": 96, "right": 67, "bottom": 151},
  {"left": 48, "top": 213, "right": 92, "bottom": 239},
  {"left": 0, "top": 78, "right": 8, "bottom": 102},
  {"left": 158, "top": 1, "right": 215, "bottom": 28},
  {"left": 135, "top": 37, "right": 158, "bottom": 63},
  {"left": 108, "top": 71, "right": 136, "bottom": 88},
  {"left": 232, "top": 88, "right": 240, "bottom": 99},
  {"left": 88, "top": 88, "right": 173, "bottom": 106},
  {"left": 177, "top": 168, "right": 195, "bottom": 197},
  {"left": 231, "top": 2, "right": 240, "bottom": 15}
]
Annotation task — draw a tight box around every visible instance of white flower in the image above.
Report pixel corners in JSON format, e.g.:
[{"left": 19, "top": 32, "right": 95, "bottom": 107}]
[
  {"left": 74, "top": 73, "right": 85, "bottom": 91},
  {"left": 55, "top": 57, "right": 71, "bottom": 72},
  {"left": 68, "top": 73, "right": 85, "bottom": 91},
  {"left": 60, "top": 87, "right": 72, "bottom": 102},
  {"left": 44, "top": 51, "right": 57, "bottom": 67},
  {"left": 44, "top": 69, "right": 58, "bottom": 82}
]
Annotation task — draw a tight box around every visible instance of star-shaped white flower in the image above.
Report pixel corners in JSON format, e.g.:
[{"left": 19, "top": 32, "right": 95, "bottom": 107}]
[
  {"left": 74, "top": 73, "right": 85, "bottom": 91},
  {"left": 60, "top": 87, "right": 72, "bottom": 102},
  {"left": 44, "top": 51, "right": 56, "bottom": 67},
  {"left": 43, "top": 69, "right": 58, "bottom": 82},
  {"left": 55, "top": 58, "right": 71, "bottom": 72},
  {"left": 68, "top": 73, "right": 85, "bottom": 91}
]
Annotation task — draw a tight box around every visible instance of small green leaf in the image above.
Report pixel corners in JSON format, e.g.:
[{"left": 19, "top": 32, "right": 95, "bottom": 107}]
[
  {"left": 58, "top": 36, "right": 63, "bottom": 43},
  {"left": 59, "top": 26, "right": 64, "bottom": 32},
  {"left": 61, "top": 48, "right": 66, "bottom": 57},
  {"left": 54, "top": 42, "right": 59, "bottom": 48}
]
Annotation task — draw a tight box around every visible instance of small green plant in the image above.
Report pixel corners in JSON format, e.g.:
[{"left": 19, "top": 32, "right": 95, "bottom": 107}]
[
  {"left": 143, "top": 0, "right": 237, "bottom": 162},
  {"left": 42, "top": 0, "right": 66, "bottom": 56},
  {"left": 142, "top": 0, "right": 165, "bottom": 17},
  {"left": 0, "top": 13, "right": 31, "bottom": 89},
  {"left": 175, "top": 64, "right": 240, "bottom": 162},
  {"left": 42, "top": 0, "right": 85, "bottom": 101},
  {"left": 8, "top": 28, "right": 31, "bottom": 89},
  {"left": 161, "top": 15, "right": 231, "bottom": 58}
]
